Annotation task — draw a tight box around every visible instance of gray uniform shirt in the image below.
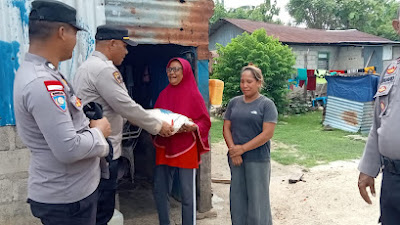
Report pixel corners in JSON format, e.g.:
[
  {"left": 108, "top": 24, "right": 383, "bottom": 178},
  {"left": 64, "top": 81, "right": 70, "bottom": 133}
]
[
  {"left": 13, "top": 53, "right": 108, "bottom": 204},
  {"left": 74, "top": 51, "right": 162, "bottom": 159},
  {"left": 359, "top": 59, "right": 400, "bottom": 177},
  {"left": 224, "top": 95, "right": 278, "bottom": 162}
]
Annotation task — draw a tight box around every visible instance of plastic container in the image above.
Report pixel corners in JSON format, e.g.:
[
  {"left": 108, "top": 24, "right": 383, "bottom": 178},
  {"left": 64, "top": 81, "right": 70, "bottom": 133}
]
[
  {"left": 108, "top": 209, "right": 124, "bottom": 225},
  {"left": 209, "top": 79, "right": 224, "bottom": 105}
]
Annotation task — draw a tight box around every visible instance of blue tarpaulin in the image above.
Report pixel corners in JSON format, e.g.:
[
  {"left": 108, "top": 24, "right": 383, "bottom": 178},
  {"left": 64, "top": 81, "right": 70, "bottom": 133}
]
[
  {"left": 326, "top": 75, "right": 379, "bottom": 102},
  {"left": 0, "top": 40, "right": 20, "bottom": 126}
]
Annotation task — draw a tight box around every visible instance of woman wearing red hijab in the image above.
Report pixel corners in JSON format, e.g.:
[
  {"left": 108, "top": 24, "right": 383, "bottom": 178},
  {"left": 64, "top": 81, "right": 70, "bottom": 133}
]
[{"left": 153, "top": 58, "right": 211, "bottom": 225}]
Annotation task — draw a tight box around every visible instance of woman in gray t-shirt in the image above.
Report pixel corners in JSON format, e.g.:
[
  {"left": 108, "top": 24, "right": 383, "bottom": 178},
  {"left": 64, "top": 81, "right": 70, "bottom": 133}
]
[{"left": 223, "top": 64, "right": 278, "bottom": 225}]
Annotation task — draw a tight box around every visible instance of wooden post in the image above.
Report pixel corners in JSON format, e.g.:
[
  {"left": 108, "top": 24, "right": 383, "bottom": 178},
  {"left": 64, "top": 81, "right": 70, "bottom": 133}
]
[
  {"left": 303, "top": 50, "right": 309, "bottom": 102},
  {"left": 197, "top": 150, "right": 212, "bottom": 212}
]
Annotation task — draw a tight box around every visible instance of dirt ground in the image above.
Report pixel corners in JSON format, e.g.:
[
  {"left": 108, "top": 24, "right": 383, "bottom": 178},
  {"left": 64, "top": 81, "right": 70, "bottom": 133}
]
[{"left": 121, "top": 141, "right": 382, "bottom": 225}]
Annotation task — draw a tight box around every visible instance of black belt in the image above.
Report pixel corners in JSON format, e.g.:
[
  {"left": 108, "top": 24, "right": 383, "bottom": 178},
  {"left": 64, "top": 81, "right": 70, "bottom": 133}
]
[{"left": 383, "top": 156, "right": 400, "bottom": 175}]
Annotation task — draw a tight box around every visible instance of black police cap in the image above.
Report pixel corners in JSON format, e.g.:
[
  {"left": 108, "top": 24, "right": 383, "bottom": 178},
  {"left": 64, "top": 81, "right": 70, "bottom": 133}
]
[
  {"left": 95, "top": 25, "right": 138, "bottom": 46},
  {"left": 29, "top": 0, "right": 86, "bottom": 31}
]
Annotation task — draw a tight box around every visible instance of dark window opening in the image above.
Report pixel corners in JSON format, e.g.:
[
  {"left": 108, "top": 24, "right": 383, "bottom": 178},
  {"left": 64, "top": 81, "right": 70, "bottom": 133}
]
[
  {"left": 117, "top": 44, "right": 197, "bottom": 185},
  {"left": 318, "top": 52, "right": 329, "bottom": 70}
]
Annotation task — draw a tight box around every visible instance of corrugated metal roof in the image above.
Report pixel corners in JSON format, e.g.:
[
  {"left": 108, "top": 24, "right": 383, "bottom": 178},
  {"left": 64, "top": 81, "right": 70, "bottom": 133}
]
[
  {"left": 323, "top": 96, "right": 374, "bottom": 133},
  {"left": 211, "top": 18, "right": 397, "bottom": 45},
  {"left": 104, "top": 0, "right": 214, "bottom": 60}
]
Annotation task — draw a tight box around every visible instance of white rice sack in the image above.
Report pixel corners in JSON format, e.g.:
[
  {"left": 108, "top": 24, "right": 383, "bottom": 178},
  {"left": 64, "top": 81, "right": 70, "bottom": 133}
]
[{"left": 147, "top": 109, "right": 195, "bottom": 135}]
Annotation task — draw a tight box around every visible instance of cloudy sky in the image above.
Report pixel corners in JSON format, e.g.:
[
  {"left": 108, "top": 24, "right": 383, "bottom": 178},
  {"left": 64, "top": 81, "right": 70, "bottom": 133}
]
[{"left": 223, "top": 0, "right": 294, "bottom": 24}]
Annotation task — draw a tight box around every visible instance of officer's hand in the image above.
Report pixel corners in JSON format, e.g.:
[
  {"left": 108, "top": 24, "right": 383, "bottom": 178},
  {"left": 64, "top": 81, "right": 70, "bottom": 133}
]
[
  {"left": 358, "top": 172, "right": 376, "bottom": 204},
  {"left": 159, "top": 121, "right": 174, "bottom": 137},
  {"left": 91, "top": 117, "right": 111, "bottom": 138}
]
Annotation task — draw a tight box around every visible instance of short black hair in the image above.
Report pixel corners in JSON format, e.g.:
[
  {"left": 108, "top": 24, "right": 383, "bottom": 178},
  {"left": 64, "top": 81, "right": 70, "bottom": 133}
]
[{"left": 29, "top": 20, "right": 67, "bottom": 41}]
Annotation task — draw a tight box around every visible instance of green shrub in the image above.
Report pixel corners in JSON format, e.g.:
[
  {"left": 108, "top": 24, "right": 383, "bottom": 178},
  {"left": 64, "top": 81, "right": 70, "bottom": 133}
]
[{"left": 212, "top": 28, "right": 295, "bottom": 113}]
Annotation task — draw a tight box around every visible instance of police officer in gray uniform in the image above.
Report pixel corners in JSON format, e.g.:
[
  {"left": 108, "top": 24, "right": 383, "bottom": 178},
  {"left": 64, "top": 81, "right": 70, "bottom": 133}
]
[
  {"left": 13, "top": 1, "right": 111, "bottom": 224},
  {"left": 358, "top": 7, "right": 400, "bottom": 225},
  {"left": 74, "top": 25, "right": 174, "bottom": 225}
]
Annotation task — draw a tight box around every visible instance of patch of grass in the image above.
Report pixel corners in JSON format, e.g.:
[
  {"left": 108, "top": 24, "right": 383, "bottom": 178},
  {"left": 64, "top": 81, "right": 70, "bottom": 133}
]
[
  {"left": 210, "top": 117, "right": 224, "bottom": 143},
  {"left": 272, "top": 111, "right": 366, "bottom": 167}
]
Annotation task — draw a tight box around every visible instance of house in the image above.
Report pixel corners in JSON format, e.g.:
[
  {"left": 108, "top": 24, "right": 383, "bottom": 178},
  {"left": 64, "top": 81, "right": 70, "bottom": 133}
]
[
  {"left": 209, "top": 18, "right": 400, "bottom": 73},
  {"left": 0, "top": 0, "right": 214, "bottom": 224}
]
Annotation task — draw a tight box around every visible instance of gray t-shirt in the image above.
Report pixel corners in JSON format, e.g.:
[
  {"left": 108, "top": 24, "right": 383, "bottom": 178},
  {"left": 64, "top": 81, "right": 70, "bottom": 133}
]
[{"left": 224, "top": 95, "right": 278, "bottom": 162}]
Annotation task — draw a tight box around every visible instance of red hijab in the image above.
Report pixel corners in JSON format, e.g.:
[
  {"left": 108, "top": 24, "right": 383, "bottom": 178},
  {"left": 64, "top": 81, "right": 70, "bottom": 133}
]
[{"left": 154, "top": 58, "right": 211, "bottom": 158}]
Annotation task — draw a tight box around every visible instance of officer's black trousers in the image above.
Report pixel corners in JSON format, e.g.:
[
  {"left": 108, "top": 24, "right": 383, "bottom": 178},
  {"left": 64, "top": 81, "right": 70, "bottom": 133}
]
[
  {"left": 380, "top": 168, "right": 400, "bottom": 225},
  {"left": 96, "top": 158, "right": 119, "bottom": 225},
  {"left": 28, "top": 188, "right": 98, "bottom": 225}
]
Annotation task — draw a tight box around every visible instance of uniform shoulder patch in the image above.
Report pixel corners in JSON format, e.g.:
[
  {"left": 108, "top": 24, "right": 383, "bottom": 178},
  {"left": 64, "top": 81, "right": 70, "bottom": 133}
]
[
  {"left": 378, "top": 85, "right": 387, "bottom": 93},
  {"left": 386, "top": 66, "right": 397, "bottom": 75},
  {"left": 75, "top": 97, "right": 82, "bottom": 107},
  {"left": 113, "top": 71, "right": 123, "bottom": 84},
  {"left": 44, "top": 80, "right": 64, "bottom": 92},
  {"left": 50, "top": 91, "right": 67, "bottom": 112}
]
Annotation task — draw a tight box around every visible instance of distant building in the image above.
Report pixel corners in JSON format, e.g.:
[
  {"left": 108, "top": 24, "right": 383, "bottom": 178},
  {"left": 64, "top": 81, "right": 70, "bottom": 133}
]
[{"left": 210, "top": 18, "right": 400, "bottom": 73}]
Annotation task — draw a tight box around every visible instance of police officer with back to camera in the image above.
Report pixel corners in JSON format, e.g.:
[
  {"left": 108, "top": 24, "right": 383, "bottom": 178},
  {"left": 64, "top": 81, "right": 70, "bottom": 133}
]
[
  {"left": 358, "top": 7, "right": 400, "bottom": 225},
  {"left": 74, "top": 25, "right": 174, "bottom": 225},
  {"left": 13, "top": 1, "right": 111, "bottom": 224}
]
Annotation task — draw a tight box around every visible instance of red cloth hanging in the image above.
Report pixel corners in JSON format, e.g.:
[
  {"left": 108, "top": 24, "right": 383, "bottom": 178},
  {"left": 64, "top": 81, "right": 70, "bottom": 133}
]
[
  {"left": 329, "top": 70, "right": 345, "bottom": 74},
  {"left": 306, "top": 70, "right": 316, "bottom": 90}
]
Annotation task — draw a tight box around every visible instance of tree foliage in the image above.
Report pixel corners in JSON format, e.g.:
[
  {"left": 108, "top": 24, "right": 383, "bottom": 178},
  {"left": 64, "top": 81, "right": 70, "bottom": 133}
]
[
  {"left": 212, "top": 29, "right": 295, "bottom": 113},
  {"left": 210, "top": 0, "right": 281, "bottom": 25},
  {"left": 287, "top": 0, "right": 399, "bottom": 40}
]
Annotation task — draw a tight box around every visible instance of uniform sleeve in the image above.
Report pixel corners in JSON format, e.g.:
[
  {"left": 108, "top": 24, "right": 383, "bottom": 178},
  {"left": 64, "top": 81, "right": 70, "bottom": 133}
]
[
  {"left": 358, "top": 99, "right": 382, "bottom": 177},
  {"left": 263, "top": 99, "right": 278, "bottom": 123},
  {"left": 95, "top": 68, "right": 162, "bottom": 135},
  {"left": 25, "top": 79, "right": 109, "bottom": 164}
]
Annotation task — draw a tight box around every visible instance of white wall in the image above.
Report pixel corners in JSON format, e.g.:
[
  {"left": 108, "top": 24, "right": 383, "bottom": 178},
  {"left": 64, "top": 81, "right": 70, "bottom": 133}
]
[
  {"left": 337, "top": 46, "right": 364, "bottom": 70},
  {"left": 383, "top": 46, "right": 400, "bottom": 70},
  {"left": 289, "top": 45, "right": 364, "bottom": 70}
]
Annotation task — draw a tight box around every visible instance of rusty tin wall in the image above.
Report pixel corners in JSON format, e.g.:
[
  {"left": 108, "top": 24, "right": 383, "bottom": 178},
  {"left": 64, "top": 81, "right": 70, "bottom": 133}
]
[
  {"left": 323, "top": 96, "right": 374, "bottom": 133},
  {"left": 104, "top": 0, "right": 214, "bottom": 60}
]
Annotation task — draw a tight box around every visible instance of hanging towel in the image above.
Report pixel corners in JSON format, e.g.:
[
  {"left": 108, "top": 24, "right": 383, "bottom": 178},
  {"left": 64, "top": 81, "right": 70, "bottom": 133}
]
[
  {"left": 307, "top": 69, "right": 316, "bottom": 90},
  {"left": 315, "top": 69, "right": 327, "bottom": 84},
  {"left": 297, "top": 68, "right": 307, "bottom": 80}
]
